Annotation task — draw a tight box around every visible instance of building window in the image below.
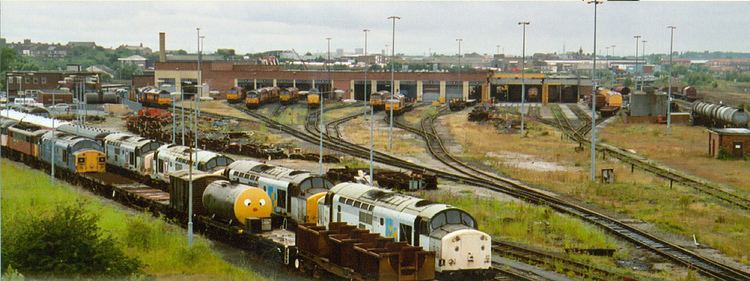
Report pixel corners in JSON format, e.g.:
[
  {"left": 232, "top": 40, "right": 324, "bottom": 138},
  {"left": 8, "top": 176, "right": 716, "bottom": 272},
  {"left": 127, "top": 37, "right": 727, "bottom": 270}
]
[
  {"left": 24, "top": 77, "right": 30, "bottom": 84},
  {"left": 33, "top": 77, "right": 39, "bottom": 84},
  {"left": 41, "top": 77, "right": 47, "bottom": 84},
  {"left": 7, "top": 79, "right": 12, "bottom": 84}
]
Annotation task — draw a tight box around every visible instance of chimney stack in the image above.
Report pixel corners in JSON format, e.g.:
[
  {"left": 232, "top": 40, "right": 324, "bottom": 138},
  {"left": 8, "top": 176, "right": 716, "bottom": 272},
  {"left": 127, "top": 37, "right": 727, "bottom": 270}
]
[{"left": 159, "top": 32, "right": 166, "bottom": 63}]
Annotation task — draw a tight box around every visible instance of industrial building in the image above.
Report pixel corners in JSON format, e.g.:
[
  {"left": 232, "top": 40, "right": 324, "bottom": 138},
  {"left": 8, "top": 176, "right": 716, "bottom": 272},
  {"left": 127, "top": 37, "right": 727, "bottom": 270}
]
[{"left": 707, "top": 128, "right": 750, "bottom": 159}]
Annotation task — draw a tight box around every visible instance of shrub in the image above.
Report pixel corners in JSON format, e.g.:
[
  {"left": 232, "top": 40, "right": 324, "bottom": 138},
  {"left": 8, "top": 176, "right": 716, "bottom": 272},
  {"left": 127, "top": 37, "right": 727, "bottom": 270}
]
[{"left": 4, "top": 202, "right": 142, "bottom": 278}]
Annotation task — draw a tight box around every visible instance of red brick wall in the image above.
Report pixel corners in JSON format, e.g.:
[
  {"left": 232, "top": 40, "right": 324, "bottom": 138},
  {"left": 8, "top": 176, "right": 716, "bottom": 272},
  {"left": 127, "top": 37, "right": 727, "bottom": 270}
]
[
  {"left": 157, "top": 61, "right": 488, "bottom": 93},
  {"left": 709, "top": 132, "right": 750, "bottom": 158}
]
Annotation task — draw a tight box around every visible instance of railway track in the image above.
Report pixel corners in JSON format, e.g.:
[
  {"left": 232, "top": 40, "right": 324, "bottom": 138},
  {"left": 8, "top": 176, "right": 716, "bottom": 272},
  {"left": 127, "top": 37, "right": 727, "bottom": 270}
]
[
  {"left": 195, "top": 103, "right": 750, "bottom": 280},
  {"left": 492, "top": 240, "right": 622, "bottom": 281},
  {"left": 549, "top": 104, "right": 750, "bottom": 211}
]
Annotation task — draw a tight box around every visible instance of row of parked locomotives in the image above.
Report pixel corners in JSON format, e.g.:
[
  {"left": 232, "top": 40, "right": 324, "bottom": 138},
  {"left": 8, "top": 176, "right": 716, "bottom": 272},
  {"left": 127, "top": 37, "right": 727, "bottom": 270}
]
[
  {"left": 0, "top": 112, "right": 107, "bottom": 176},
  {"left": 0, "top": 109, "right": 492, "bottom": 280},
  {"left": 245, "top": 87, "right": 280, "bottom": 109}
]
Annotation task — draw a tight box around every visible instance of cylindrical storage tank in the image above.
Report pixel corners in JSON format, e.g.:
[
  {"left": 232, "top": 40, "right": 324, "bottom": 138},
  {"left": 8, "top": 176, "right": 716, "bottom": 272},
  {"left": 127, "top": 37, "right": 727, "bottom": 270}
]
[
  {"left": 202, "top": 180, "right": 272, "bottom": 224},
  {"left": 692, "top": 101, "right": 749, "bottom": 127},
  {"left": 85, "top": 92, "right": 102, "bottom": 104},
  {"left": 101, "top": 92, "right": 118, "bottom": 103}
]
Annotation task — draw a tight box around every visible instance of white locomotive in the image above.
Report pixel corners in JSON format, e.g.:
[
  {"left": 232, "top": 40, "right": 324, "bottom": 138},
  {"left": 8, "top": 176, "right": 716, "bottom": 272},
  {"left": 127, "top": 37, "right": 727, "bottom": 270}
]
[
  {"left": 103, "top": 133, "right": 161, "bottom": 177},
  {"left": 224, "top": 159, "right": 333, "bottom": 223},
  {"left": 317, "top": 182, "right": 491, "bottom": 273},
  {"left": 151, "top": 144, "right": 234, "bottom": 183}
]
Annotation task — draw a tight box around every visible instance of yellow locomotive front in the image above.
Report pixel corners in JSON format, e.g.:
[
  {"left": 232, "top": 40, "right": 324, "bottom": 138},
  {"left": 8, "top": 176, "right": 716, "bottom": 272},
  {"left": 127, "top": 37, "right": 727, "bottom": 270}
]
[{"left": 75, "top": 150, "right": 107, "bottom": 173}]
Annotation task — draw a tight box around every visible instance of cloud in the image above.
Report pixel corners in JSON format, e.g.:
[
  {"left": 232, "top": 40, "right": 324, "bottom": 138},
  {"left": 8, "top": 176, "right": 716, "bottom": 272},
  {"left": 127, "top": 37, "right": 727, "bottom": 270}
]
[{"left": 2, "top": 1, "right": 748, "bottom": 56}]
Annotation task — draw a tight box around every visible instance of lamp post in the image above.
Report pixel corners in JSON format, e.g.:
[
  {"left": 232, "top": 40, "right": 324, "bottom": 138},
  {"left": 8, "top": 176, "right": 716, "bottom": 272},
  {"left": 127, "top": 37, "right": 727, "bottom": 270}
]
[
  {"left": 457, "top": 38, "right": 463, "bottom": 102},
  {"left": 363, "top": 29, "right": 375, "bottom": 186},
  {"left": 588, "top": 0, "right": 602, "bottom": 182},
  {"left": 611, "top": 45, "right": 616, "bottom": 83},
  {"left": 518, "top": 21, "right": 529, "bottom": 136},
  {"left": 387, "top": 15, "right": 399, "bottom": 151},
  {"left": 641, "top": 39, "right": 646, "bottom": 90},
  {"left": 171, "top": 91, "right": 180, "bottom": 144},
  {"left": 633, "top": 35, "right": 641, "bottom": 91},
  {"left": 320, "top": 37, "right": 331, "bottom": 175},
  {"left": 667, "top": 26, "right": 676, "bottom": 134}
]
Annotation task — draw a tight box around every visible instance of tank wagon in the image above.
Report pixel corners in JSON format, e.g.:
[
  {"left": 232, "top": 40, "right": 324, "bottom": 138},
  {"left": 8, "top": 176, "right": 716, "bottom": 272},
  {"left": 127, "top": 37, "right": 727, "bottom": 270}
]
[
  {"left": 224, "top": 159, "right": 332, "bottom": 223},
  {"left": 692, "top": 101, "right": 749, "bottom": 128}
]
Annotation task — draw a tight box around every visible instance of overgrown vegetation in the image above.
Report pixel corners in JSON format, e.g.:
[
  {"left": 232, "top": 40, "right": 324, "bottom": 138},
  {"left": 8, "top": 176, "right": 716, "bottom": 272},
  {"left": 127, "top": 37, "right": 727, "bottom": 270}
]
[
  {"left": 1, "top": 161, "right": 266, "bottom": 280},
  {"left": 440, "top": 111, "right": 750, "bottom": 267},
  {"left": 3, "top": 202, "right": 142, "bottom": 278}
]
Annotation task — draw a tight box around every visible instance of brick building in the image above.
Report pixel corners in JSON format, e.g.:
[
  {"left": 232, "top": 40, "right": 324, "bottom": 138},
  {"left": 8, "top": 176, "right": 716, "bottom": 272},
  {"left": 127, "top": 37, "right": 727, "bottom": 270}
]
[
  {"left": 707, "top": 128, "right": 750, "bottom": 159},
  {"left": 5, "top": 71, "right": 101, "bottom": 100},
  {"left": 154, "top": 60, "right": 489, "bottom": 102}
]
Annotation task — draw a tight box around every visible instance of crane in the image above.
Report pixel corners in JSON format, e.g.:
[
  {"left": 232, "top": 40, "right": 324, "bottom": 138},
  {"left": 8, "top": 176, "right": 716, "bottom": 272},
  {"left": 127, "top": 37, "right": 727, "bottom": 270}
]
[{"left": 290, "top": 49, "right": 308, "bottom": 70}]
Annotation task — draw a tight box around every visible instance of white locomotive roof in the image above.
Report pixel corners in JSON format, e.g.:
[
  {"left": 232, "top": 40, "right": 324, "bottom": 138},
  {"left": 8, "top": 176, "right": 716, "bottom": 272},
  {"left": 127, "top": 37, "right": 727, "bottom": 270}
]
[
  {"left": 104, "top": 132, "right": 159, "bottom": 148},
  {"left": 157, "top": 144, "right": 227, "bottom": 164},
  {"left": 0, "top": 109, "right": 69, "bottom": 129},
  {"left": 227, "top": 159, "right": 313, "bottom": 183},
  {"left": 331, "top": 182, "right": 454, "bottom": 217}
]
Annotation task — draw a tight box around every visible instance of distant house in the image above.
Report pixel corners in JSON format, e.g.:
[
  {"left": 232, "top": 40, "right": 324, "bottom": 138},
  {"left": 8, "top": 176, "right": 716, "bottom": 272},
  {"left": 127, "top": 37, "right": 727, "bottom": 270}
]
[
  {"left": 118, "top": 55, "right": 148, "bottom": 69},
  {"left": 67, "top": 41, "right": 97, "bottom": 48},
  {"left": 117, "top": 43, "right": 152, "bottom": 55},
  {"left": 86, "top": 65, "right": 115, "bottom": 78}
]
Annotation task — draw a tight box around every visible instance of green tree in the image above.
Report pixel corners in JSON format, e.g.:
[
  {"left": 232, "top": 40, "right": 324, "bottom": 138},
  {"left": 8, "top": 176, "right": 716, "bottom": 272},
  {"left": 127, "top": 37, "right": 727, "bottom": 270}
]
[
  {"left": 685, "top": 71, "right": 715, "bottom": 86},
  {"left": 114, "top": 63, "right": 142, "bottom": 80},
  {"left": 3, "top": 202, "right": 142, "bottom": 278}
]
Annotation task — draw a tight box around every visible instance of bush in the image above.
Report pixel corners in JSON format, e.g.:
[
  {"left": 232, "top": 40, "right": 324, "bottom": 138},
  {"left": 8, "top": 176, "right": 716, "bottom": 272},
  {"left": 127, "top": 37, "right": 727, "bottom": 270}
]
[{"left": 4, "top": 202, "right": 142, "bottom": 278}]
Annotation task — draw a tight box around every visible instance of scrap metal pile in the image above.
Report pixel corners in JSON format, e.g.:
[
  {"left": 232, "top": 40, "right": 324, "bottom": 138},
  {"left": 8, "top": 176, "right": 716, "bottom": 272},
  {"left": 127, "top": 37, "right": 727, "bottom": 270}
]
[
  {"left": 468, "top": 105, "right": 522, "bottom": 133},
  {"left": 326, "top": 167, "right": 437, "bottom": 190},
  {"left": 125, "top": 108, "right": 339, "bottom": 162}
]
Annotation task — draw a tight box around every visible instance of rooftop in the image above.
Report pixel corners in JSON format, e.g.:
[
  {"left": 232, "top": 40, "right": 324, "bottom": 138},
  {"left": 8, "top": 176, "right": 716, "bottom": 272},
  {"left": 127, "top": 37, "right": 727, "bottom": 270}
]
[{"left": 710, "top": 128, "right": 750, "bottom": 135}]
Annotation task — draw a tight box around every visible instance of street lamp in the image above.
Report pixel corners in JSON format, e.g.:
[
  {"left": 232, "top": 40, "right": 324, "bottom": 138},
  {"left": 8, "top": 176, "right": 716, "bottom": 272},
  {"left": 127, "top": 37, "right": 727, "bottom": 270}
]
[
  {"left": 363, "top": 29, "right": 375, "bottom": 186},
  {"left": 587, "top": 0, "right": 603, "bottom": 182},
  {"left": 171, "top": 91, "right": 180, "bottom": 144},
  {"left": 641, "top": 39, "right": 646, "bottom": 90},
  {"left": 387, "top": 15, "right": 400, "bottom": 151},
  {"left": 611, "top": 44, "right": 616, "bottom": 83},
  {"left": 634, "top": 35, "right": 641, "bottom": 91},
  {"left": 320, "top": 37, "right": 331, "bottom": 175},
  {"left": 518, "top": 21, "right": 529, "bottom": 136},
  {"left": 667, "top": 26, "right": 677, "bottom": 134},
  {"left": 457, "top": 38, "right": 463, "bottom": 102}
]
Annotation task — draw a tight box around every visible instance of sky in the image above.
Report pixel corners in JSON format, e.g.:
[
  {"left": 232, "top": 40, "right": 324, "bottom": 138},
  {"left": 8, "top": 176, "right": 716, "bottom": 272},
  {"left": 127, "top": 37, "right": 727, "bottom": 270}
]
[{"left": 1, "top": 1, "right": 749, "bottom": 57}]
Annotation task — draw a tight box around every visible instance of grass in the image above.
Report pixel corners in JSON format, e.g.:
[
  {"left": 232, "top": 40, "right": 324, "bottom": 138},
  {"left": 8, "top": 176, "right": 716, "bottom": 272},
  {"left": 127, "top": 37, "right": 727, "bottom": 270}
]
[
  {"left": 1, "top": 161, "right": 266, "bottom": 281},
  {"left": 440, "top": 110, "right": 750, "bottom": 267},
  {"left": 600, "top": 118, "right": 750, "bottom": 196},
  {"left": 415, "top": 191, "right": 675, "bottom": 280},
  {"left": 341, "top": 114, "right": 426, "bottom": 156}
]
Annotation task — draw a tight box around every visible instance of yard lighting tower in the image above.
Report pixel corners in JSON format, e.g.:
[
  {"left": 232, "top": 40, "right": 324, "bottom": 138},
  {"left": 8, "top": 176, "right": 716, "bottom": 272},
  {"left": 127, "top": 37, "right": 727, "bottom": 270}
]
[
  {"left": 667, "top": 26, "right": 677, "bottom": 134},
  {"left": 518, "top": 21, "right": 529, "bottom": 136},
  {"left": 387, "top": 15, "right": 399, "bottom": 151},
  {"left": 188, "top": 27, "right": 203, "bottom": 248},
  {"left": 456, "top": 38, "right": 463, "bottom": 102},
  {"left": 641, "top": 39, "right": 646, "bottom": 90},
  {"left": 363, "top": 29, "right": 375, "bottom": 186},
  {"left": 171, "top": 91, "right": 180, "bottom": 144},
  {"left": 587, "top": 0, "right": 603, "bottom": 182},
  {"left": 611, "top": 45, "right": 616, "bottom": 83},
  {"left": 633, "top": 35, "right": 641, "bottom": 91},
  {"left": 319, "top": 37, "right": 331, "bottom": 175}
]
